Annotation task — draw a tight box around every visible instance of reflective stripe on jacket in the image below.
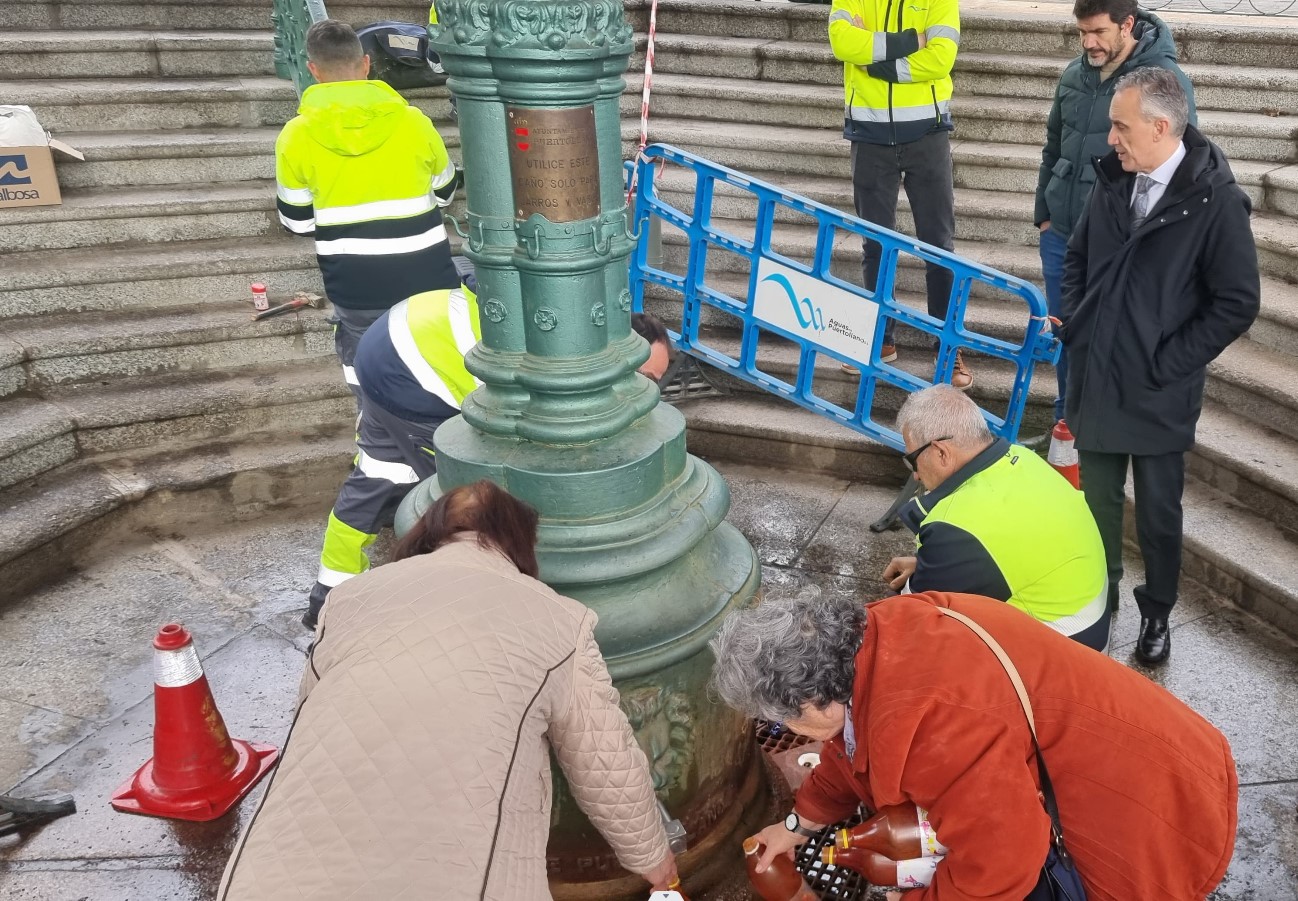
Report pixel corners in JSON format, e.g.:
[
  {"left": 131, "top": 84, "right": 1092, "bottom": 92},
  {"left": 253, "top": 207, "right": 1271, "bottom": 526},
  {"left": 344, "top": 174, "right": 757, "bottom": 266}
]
[
  {"left": 353, "top": 287, "right": 482, "bottom": 423},
  {"left": 899, "top": 439, "right": 1108, "bottom": 636},
  {"left": 828, "top": 0, "right": 959, "bottom": 145},
  {"left": 275, "top": 80, "right": 460, "bottom": 310}
]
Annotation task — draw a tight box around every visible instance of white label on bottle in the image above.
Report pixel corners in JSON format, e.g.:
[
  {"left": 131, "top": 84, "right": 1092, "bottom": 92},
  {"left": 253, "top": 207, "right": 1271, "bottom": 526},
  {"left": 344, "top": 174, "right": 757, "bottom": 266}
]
[
  {"left": 915, "top": 805, "right": 950, "bottom": 857},
  {"left": 896, "top": 855, "right": 942, "bottom": 888}
]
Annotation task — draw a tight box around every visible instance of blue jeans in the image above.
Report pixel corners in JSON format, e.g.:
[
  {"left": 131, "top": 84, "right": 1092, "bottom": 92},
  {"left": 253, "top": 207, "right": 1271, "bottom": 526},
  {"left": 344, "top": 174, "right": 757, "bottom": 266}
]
[{"left": 1039, "top": 227, "right": 1069, "bottom": 422}]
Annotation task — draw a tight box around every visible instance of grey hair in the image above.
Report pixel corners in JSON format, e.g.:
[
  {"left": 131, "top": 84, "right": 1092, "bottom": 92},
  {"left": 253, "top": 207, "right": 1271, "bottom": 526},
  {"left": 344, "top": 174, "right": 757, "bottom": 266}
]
[
  {"left": 896, "top": 383, "right": 994, "bottom": 448},
  {"left": 1115, "top": 67, "right": 1189, "bottom": 138},
  {"left": 709, "top": 589, "right": 866, "bottom": 723}
]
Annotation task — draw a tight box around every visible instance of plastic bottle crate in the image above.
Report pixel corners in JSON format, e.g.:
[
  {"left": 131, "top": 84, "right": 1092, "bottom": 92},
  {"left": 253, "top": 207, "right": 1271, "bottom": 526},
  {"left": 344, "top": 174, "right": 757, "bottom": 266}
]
[{"left": 755, "top": 720, "right": 874, "bottom": 900}]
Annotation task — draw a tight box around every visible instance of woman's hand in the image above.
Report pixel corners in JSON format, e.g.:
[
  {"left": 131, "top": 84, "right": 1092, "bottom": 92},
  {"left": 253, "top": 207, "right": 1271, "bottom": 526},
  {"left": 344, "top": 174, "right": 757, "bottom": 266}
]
[
  {"left": 886, "top": 892, "right": 905, "bottom": 901},
  {"left": 643, "top": 852, "right": 679, "bottom": 892},
  {"left": 749, "top": 822, "right": 809, "bottom": 873}
]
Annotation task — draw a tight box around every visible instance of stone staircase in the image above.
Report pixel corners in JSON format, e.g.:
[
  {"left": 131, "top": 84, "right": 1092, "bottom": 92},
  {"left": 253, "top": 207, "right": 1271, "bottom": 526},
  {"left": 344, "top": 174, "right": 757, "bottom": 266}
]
[
  {"left": 0, "top": 0, "right": 1296, "bottom": 638},
  {"left": 0, "top": 0, "right": 443, "bottom": 599},
  {"left": 624, "top": 0, "right": 1298, "bottom": 637}
]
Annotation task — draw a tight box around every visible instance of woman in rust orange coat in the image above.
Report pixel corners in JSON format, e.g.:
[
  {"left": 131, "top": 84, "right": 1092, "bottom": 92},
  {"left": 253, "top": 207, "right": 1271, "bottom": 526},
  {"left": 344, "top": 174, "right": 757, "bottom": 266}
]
[{"left": 712, "top": 590, "right": 1237, "bottom": 901}]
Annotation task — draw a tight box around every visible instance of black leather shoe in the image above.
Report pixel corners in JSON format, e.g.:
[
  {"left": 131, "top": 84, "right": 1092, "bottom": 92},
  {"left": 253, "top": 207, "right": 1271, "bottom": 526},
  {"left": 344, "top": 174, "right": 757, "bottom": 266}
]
[{"left": 1136, "top": 617, "right": 1171, "bottom": 664}]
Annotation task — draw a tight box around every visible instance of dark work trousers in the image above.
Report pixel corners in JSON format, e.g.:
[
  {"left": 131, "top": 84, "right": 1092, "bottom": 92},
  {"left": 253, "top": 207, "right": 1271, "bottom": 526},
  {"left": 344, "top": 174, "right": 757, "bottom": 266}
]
[
  {"left": 1079, "top": 450, "right": 1186, "bottom": 621},
  {"left": 850, "top": 130, "right": 956, "bottom": 346},
  {"left": 306, "top": 401, "right": 442, "bottom": 625},
  {"left": 1038, "top": 227, "right": 1070, "bottom": 423},
  {"left": 331, "top": 306, "right": 387, "bottom": 412}
]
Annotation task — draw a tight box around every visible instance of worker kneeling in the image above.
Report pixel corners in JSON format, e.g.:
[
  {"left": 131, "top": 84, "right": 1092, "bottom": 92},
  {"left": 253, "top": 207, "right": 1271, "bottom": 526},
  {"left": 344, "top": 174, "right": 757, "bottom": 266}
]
[
  {"left": 883, "top": 385, "right": 1110, "bottom": 650},
  {"left": 303, "top": 286, "right": 480, "bottom": 630}
]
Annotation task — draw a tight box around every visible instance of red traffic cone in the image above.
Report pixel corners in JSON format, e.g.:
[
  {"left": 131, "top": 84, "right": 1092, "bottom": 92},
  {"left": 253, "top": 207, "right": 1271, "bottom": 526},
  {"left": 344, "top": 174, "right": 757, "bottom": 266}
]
[
  {"left": 1047, "top": 420, "right": 1081, "bottom": 490},
  {"left": 111, "top": 624, "right": 279, "bottom": 822}
]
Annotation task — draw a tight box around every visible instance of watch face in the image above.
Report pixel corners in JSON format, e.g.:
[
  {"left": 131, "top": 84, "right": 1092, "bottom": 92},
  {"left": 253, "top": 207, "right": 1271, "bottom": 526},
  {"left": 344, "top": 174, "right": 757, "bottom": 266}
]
[{"left": 785, "top": 812, "right": 799, "bottom": 831}]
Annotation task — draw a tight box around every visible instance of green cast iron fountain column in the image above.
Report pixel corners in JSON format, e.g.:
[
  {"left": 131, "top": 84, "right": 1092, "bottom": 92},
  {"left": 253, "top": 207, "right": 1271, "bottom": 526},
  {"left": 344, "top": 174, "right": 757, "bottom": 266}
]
[{"left": 395, "top": 1, "right": 771, "bottom": 897}]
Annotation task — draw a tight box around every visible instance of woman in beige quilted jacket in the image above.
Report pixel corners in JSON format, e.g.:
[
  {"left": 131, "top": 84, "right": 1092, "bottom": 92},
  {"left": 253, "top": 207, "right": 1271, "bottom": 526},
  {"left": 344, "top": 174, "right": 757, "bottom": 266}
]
[{"left": 218, "top": 480, "right": 678, "bottom": 900}]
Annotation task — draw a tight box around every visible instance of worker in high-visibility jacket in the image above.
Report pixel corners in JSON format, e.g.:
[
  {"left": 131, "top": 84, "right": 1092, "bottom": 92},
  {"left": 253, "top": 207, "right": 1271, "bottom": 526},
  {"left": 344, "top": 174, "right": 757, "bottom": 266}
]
[
  {"left": 828, "top": 0, "right": 973, "bottom": 390},
  {"left": 275, "top": 19, "right": 461, "bottom": 406},
  {"left": 303, "top": 286, "right": 480, "bottom": 630}
]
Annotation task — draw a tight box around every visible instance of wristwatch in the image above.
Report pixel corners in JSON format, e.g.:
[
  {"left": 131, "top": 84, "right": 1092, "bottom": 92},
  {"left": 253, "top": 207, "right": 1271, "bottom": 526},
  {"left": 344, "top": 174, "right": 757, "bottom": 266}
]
[{"left": 784, "top": 812, "right": 819, "bottom": 838}]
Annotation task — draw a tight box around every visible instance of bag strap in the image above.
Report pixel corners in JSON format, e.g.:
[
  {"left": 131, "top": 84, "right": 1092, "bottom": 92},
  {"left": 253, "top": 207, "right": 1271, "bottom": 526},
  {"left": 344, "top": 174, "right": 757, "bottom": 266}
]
[{"left": 936, "top": 606, "right": 1075, "bottom": 865}]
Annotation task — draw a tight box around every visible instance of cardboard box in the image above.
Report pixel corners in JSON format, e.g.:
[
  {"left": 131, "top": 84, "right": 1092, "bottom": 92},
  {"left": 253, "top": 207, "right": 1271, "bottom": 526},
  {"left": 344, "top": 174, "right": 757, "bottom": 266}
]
[
  {"left": 0, "top": 105, "right": 83, "bottom": 210},
  {"left": 0, "top": 139, "right": 82, "bottom": 210}
]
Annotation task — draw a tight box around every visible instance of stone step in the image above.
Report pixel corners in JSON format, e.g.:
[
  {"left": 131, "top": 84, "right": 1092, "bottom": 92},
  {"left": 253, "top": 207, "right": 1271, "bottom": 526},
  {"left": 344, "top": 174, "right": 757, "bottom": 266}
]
[
  {"left": 1266, "top": 165, "right": 1298, "bottom": 218},
  {"left": 0, "top": 235, "right": 322, "bottom": 317},
  {"left": 680, "top": 392, "right": 902, "bottom": 484},
  {"left": 647, "top": 33, "right": 1298, "bottom": 117},
  {"left": 0, "top": 0, "right": 270, "bottom": 31},
  {"left": 0, "top": 397, "right": 76, "bottom": 490},
  {"left": 652, "top": 165, "right": 1040, "bottom": 246},
  {"left": 1, "top": 75, "right": 452, "bottom": 133},
  {"left": 0, "top": 424, "right": 354, "bottom": 603},
  {"left": 1174, "top": 477, "right": 1298, "bottom": 641},
  {"left": 1191, "top": 397, "right": 1298, "bottom": 538},
  {"left": 636, "top": 119, "right": 1281, "bottom": 210},
  {"left": 2, "top": 301, "right": 333, "bottom": 388},
  {"left": 632, "top": 72, "right": 1298, "bottom": 162},
  {"left": 1251, "top": 211, "right": 1298, "bottom": 285},
  {"left": 633, "top": 0, "right": 1298, "bottom": 70},
  {"left": 0, "top": 29, "right": 276, "bottom": 80},
  {"left": 53, "top": 124, "right": 461, "bottom": 190},
  {"left": 0, "top": 0, "right": 436, "bottom": 30},
  {"left": 0, "top": 180, "right": 277, "bottom": 252},
  {"left": 1249, "top": 275, "right": 1298, "bottom": 358},
  {"left": 1207, "top": 336, "right": 1298, "bottom": 443},
  {"left": 0, "top": 359, "right": 350, "bottom": 489},
  {"left": 43, "top": 356, "right": 353, "bottom": 455}
]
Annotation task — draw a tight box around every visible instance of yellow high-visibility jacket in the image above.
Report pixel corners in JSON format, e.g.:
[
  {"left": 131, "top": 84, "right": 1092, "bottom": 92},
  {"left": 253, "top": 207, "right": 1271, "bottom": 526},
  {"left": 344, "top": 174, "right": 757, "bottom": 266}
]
[
  {"left": 828, "top": 0, "right": 959, "bottom": 145},
  {"left": 275, "top": 80, "right": 460, "bottom": 310}
]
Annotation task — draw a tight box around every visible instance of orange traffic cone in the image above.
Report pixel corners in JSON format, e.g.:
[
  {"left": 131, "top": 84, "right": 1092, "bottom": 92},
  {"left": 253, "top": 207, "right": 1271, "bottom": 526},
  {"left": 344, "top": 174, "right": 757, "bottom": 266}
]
[
  {"left": 1047, "top": 420, "right": 1081, "bottom": 490},
  {"left": 111, "top": 624, "right": 279, "bottom": 822}
]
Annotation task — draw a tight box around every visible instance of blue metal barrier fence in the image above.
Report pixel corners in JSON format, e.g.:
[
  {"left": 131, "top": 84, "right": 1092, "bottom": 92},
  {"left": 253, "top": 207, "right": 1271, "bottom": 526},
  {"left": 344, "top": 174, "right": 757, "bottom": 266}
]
[{"left": 627, "top": 144, "right": 1060, "bottom": 452}]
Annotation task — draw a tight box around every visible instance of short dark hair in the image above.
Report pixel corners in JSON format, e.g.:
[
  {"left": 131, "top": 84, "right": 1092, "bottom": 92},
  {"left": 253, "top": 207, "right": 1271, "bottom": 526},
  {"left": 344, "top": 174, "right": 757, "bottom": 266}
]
[
  {"left": 1072, "top": 0, "right": 1137, "bottom": 25},
  {"left": 631, "top": 312, "right": 670, "bottom": 346},
  {"left": 391, "top": 479, "right": 540, "bottom": 578},
  {"left": 306, "top": 19, "right": 363, "bottom": 70}
]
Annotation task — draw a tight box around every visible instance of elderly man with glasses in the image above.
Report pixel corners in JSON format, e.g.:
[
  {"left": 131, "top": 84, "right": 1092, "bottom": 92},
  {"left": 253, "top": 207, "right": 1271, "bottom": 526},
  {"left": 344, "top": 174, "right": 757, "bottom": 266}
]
[{"left": 882, "top": 385, "right": 1110, "bottom": 650}]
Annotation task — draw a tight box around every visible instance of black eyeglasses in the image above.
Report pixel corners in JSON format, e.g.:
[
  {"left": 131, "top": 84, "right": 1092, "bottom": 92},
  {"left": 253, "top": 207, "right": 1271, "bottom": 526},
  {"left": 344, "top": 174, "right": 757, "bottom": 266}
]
[{"left": 903, "top": 436, "right": 952, "bottom": 472}]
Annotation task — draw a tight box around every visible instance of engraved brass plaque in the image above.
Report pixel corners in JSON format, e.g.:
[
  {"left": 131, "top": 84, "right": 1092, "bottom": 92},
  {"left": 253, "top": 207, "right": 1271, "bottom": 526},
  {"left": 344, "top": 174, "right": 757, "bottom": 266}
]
[{"left": 507, "top": 105, "right": 601, "bottom": 223}]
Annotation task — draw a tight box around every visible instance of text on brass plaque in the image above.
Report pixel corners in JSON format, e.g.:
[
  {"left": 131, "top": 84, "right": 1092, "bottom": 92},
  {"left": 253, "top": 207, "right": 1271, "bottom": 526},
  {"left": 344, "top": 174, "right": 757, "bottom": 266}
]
[{"left": 507, "top": 105, "right": 601, "bottom": 223}]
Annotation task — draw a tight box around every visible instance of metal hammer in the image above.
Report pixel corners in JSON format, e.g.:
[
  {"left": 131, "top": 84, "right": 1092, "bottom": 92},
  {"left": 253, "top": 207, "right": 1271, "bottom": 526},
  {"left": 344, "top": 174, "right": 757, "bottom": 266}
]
[{"left": 253, "top": 292, "right": 325, "bottom": 321}]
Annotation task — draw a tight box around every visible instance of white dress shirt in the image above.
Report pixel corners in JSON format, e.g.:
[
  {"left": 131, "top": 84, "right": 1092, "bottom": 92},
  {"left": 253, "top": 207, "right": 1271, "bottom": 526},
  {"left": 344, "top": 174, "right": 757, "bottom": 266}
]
[{"left": 1132, "top": 140, "right": 1187, "bottom": 215}]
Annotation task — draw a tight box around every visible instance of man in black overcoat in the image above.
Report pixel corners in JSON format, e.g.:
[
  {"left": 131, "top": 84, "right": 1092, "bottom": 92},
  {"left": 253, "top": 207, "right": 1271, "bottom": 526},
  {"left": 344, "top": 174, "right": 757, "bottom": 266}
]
[{"left": 1059, "top": 66, "right": 1259, "bottom": 664}]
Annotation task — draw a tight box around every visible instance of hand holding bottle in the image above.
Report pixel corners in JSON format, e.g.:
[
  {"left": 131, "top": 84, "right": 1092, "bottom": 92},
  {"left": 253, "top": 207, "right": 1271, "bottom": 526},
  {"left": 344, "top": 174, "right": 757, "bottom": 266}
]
[{"left": 748, "top": 821, "right": 808, "bottom": 873}]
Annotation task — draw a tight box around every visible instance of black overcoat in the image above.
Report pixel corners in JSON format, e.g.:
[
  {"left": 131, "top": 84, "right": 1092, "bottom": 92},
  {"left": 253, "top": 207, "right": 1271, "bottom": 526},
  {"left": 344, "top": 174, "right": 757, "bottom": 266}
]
[{"left": 1059, "top": 125, "right": 1260, "bottom": 456}]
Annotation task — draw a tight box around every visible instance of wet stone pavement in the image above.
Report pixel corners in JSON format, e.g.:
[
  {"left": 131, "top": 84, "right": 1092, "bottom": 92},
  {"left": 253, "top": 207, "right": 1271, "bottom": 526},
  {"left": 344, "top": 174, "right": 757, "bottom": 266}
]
[{"left": 1, "top": 459, "right": 1295, "bottom": 899}]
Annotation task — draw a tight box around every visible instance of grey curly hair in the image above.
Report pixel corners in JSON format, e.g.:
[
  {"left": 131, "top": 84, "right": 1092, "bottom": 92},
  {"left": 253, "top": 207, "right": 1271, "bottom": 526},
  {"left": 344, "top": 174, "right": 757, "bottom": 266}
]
[{"left": 709, "top": 590, "right": 867, "bottom": 723}]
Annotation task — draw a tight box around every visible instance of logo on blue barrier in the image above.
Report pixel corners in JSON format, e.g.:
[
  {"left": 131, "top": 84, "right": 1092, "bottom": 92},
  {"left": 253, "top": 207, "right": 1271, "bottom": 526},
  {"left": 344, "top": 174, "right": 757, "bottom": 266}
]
[
  {"left": 761, "top": 272, "right": 824, "bottom": 332},
  {"left": 754, "top": 258, "right": 878, "bottom": 365},
  {"left": 0, "top": 154, "right": 32, "bottom": 186}
]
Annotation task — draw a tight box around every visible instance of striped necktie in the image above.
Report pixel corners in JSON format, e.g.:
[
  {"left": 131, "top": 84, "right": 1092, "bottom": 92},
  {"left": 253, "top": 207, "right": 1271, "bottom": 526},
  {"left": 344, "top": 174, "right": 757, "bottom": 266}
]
[{"left": 1131, "top": 174, "right": 1154, "bottom": 228}]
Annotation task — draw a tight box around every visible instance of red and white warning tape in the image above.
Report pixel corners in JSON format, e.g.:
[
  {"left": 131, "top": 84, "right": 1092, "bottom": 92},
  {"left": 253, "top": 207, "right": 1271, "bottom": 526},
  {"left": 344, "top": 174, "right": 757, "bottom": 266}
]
[{"left": 628, "top": 0, "right": 660, "bottom": 207}]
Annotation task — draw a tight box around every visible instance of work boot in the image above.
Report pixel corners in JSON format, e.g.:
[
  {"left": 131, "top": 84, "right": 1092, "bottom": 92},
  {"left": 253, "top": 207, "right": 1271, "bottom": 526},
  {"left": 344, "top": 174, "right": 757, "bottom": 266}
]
[
  {"left": 302, "top": 582, "right": 330, "bottom": 632},
  {"left": 951, "top": 350, "right": 973, "bottom": 390}
]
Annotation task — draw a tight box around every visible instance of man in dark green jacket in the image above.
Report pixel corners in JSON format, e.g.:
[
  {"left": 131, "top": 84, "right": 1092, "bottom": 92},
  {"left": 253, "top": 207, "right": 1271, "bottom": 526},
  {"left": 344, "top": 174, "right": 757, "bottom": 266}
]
[{"left": 1034, "top": 0, "right": 1195, "bottom": 422}]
